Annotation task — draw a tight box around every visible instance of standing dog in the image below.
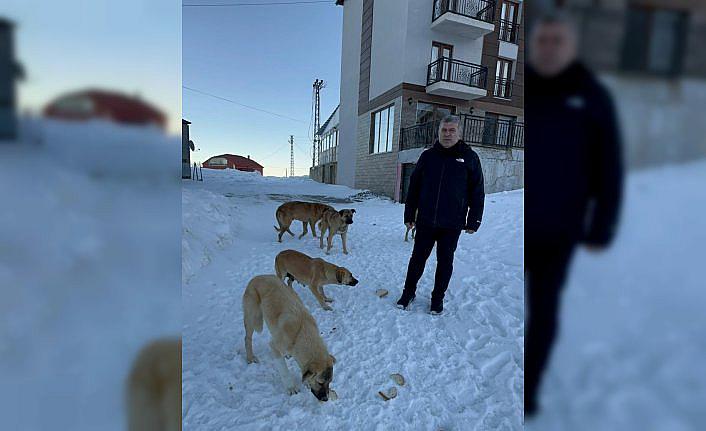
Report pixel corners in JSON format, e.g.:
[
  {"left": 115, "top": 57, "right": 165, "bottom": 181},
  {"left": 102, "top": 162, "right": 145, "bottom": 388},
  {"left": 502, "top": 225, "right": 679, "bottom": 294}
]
[
  {"left": 318, "top": 208, "right": 356, "bottom": 254},
  {"left": 126, "top": 338, "right": 181, "bottom": 431},
  {"left": 275, "top": 249, "right": 359, "bottom": 311},
  {"left": 273, "top": 201, "right": 334, "bottom": 242},
  {"left": 243, "top": 275, "right": 336, "bottom": 401}
]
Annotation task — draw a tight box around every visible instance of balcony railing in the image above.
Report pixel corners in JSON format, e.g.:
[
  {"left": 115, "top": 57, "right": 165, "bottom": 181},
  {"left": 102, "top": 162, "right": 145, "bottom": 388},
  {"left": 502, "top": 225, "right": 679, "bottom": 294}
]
[
  {"left": 498, "top": 19, "right": 520, "bottom": 43},
  {"left": 433, "top": 0, "right": 496, "bottom": 24},
  {"left": 493, "top": 77, "right": 513, "bottom": 99},
  {"left": 427, "top": 57, "right": 488, "bottom": 89},
  {"left": 400, "top": 115, "right": 524, "bottom": 151}
]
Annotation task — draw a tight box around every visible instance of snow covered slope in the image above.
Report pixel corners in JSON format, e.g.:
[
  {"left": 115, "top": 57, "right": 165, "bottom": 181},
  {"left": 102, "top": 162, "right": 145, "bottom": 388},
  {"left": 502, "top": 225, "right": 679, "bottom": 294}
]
[
  {"left": 527, "top": 160, "right": 706, "bottom": 430},
  {"left": 0, "top": 119, "right": 181, "bottom": 430},
  {"left": 182, "top": 169, "right": 524, "bottom": 430}
]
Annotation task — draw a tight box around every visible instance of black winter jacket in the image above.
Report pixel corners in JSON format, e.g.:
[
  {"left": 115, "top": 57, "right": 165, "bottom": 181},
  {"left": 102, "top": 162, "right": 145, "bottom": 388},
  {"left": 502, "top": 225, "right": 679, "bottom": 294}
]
[
  {"left": 404, "top": 141, "right": 485, "bottom": 231},
  {"left": 525, "top": 62, "right": 623, "bottom": 248}
]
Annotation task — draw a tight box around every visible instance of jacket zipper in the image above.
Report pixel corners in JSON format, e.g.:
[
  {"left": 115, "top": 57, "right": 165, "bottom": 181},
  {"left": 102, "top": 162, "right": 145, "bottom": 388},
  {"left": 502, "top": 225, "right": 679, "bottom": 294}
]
[{"left": 433, "top": 160, "right": 446, "bottom": 226}]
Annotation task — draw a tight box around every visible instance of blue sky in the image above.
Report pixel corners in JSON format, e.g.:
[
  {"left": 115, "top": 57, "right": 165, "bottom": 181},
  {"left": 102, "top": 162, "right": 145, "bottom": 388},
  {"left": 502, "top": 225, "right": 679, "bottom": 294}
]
[
  {"left": 2, "top": 0, "right": 181, "bottom": 134},
  {"left": 183, "top": 1, "right": 342, "bottom": 176}
]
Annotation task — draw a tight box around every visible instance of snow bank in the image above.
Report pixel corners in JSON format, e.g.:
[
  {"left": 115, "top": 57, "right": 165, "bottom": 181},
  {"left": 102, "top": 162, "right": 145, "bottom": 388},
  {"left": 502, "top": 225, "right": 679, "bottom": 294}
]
[{"left": 0, "top": 118, "right": 181, "bottom": 430}]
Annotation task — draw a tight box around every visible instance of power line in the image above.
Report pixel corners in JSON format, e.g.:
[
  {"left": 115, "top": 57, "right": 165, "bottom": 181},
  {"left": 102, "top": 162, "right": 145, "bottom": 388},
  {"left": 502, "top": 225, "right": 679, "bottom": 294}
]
[
  {"left": 183, "top": 85, "right": 307, "bottom": 123},
  {"left": 183, "top": 1, "right": 332, "bottom": 7}
]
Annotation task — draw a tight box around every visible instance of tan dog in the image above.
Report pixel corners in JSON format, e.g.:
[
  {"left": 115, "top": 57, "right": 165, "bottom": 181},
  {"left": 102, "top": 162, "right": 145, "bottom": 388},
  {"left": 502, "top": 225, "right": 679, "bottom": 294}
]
[
  {"left": 243, "top": 275, "right": 336, "bottom": 401},
  {"left": 318, "top": 208, "right": 356, "bottom": 254},
  {"left": 275, "top": 249, "right": 359, "bottom": 311},
  {"left": 126, "top": 338, "right": 181, "bottom": 431},
  {"left": 273, "top": 201, "right": 335, "bottom": 242}
]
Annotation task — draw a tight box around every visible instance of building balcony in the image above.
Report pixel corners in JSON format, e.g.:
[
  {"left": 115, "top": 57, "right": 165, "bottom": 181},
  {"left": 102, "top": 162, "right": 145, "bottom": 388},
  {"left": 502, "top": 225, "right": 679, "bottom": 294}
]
[
  {"left": 493, "top": 77, "right": 513, "bottom": 99},
  {"left": 400, "top": 115, "right": 524, "bottom": 151},
  {"left": 498, "top": 19, "right": 520, "bottom": 44},
  {"left": 426, "top": 57, "right": 488, "bottom": 100},
  {"left": 431, "top": 0, "right": 496, "bottom": 39}
]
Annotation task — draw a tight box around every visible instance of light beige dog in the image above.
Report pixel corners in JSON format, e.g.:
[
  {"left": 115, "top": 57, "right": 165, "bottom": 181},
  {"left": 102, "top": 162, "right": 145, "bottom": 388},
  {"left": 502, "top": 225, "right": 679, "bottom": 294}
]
[
  {"left": 273, "top": 201, "right": 335, "bottom": 242},
  {"left": 243, "top": 274, "right": 336, "bottom": 401},
  {"left": 126, "top": 338, "right": 181, "bottom": 431},
  {"left": 275, "top": 249, "right": 359, "bottom": 311},
  {"left": 318, "top": 208, "right": 356, "bottom": 254}
]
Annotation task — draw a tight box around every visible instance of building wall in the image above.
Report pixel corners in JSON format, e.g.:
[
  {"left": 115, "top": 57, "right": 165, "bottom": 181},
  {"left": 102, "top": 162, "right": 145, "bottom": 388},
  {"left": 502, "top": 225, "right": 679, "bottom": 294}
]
[
  {"left": 354, "top": 96, "right": 403, "bottom": 198},
  {"left": 337, "top": 0, "right": 364, "bottom": 187}
]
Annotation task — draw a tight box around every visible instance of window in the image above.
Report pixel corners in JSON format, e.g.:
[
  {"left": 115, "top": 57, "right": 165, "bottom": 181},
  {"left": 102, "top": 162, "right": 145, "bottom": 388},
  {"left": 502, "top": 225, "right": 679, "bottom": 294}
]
[
  {"left": 415, "top": 102, "right": 454, "bottom": 125},
  {"left": 621, "top": 6, "right": 687, "bottom": 76},
  {"left": 370, "top": 104, "right": 395, "bottom": 154},
  {"left": 499, "top": 1, "right": 520, "bottom": 43},
  {"left": 494, "top": 59, "right": 513, "bottom": 98},
  {"left": 209, "top": 157, "right": 227, "bottom": 166},
  {"left": 430, "top": 42, "right": 453, "bottom": 81}
]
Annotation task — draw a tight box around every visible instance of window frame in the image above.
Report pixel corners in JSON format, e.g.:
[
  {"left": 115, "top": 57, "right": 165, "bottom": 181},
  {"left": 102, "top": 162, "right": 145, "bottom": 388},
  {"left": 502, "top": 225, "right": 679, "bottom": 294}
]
[{"left": 369, "top": 103, "right": 396, "bottom": 155}]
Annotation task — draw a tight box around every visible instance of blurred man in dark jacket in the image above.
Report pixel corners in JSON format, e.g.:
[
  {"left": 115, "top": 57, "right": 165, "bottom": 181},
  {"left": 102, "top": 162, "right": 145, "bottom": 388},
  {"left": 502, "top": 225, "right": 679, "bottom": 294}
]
[
  {"left": 397, "top": 115, "right": 485, "bottom": 315},
  {"left": 525, "top": 12, "right": 623, "bottom": 416}
]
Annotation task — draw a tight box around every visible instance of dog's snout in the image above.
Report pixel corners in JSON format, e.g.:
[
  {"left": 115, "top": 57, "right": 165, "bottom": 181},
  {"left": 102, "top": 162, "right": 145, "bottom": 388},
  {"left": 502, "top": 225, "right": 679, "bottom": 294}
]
[
  {"left": 346, "top": 219, "right": 353, "bottom": 224},
  {"left": 350, "top": 278, "right": 359, "bottom": 286}
]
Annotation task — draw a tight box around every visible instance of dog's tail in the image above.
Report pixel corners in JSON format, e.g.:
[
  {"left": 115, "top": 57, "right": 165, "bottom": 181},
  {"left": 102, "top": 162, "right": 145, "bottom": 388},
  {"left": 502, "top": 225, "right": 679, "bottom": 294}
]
[
  {"left": 242, "top": 282, "right": 264, "bottom": 334},
  {"left": 274, "top": 208, "right": 295, "bottom": 237}
]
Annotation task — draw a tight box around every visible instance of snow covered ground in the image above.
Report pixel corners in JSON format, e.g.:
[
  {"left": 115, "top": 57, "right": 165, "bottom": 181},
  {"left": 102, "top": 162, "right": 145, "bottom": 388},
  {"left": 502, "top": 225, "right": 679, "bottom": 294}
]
[
  {"left": 527, "top": 160, "right": 706, "bottom": 430},
  {"left": 0, "top": 119, "right": 181, "bottom": 430},
  {"left": 182, "top": 169, "right": 524, "bottom": 430}
]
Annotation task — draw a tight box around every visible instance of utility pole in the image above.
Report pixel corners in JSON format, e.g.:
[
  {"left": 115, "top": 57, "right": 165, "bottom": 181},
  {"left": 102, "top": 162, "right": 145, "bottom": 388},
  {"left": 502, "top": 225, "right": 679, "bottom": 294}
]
[
  {"left": 289, "top": 135, "right": 294, "bottom": 179},
  {"left": 312, "top": 79, "right": 325, "bottom": 168}
]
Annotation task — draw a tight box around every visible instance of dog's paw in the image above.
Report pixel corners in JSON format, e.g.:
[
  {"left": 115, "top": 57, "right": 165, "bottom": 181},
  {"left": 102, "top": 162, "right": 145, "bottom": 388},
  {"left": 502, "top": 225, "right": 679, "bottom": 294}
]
[
  {"left": 324, "top": 298, "right": 334, "bottom": 303},
  {"left": 343, "top": 250, "right": 349, "bottom": 255},
  {"left": 286, "top": 385, "right": 300, "bottom": 395},
  {"left": 323, "top": 304, "right": 333, "bottom": 311},
  {"left": 246, "top": 355, "right": 259, "bottom": 364}
]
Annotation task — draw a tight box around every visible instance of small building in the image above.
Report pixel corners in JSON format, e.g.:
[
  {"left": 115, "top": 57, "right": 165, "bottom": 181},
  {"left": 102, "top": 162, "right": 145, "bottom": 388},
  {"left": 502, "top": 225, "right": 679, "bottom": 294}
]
[
  {"left": 202, "top": 154, "right": 263, "bottom": 175},
  {"left": 182, "top": 119, "right": 195, "bottom": 179},
  {"left": 44, "top": 89, "right": 166, "bottom": 129},
  {"left": 310, "top": 105, "right": 339, "bottom": 184},
  {"left": 1, "top": 17, "right": 23, "bottom": 141}
]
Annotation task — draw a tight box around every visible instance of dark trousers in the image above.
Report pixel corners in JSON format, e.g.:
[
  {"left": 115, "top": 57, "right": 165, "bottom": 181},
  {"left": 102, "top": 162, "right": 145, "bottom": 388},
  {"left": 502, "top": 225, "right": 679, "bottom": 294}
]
[
  {"left": 402, "top": 226, "right": 462, "bottom": 303},
  {"left": 525, "top": 243, "right": 576, "bottom": 413}
]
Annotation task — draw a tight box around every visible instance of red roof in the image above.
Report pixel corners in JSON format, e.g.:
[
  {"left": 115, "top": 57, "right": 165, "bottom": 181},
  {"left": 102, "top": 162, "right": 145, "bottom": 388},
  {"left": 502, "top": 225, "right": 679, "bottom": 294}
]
[
  {"left": 209, "top": 154, "right": 263, "bottom": 169},
  {"left": 44, "top": 89, "right": 166, "bottom": 128}
]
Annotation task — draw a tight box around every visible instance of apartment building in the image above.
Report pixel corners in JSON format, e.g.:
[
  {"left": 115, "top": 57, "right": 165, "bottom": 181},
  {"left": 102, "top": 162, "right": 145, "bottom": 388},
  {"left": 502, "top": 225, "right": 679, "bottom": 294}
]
[
  {"left": 332, "top": 0, "right": 525, "bottom": 201},
  {"left": 551, "top": 0, "right": 706, "bottom": 168}
]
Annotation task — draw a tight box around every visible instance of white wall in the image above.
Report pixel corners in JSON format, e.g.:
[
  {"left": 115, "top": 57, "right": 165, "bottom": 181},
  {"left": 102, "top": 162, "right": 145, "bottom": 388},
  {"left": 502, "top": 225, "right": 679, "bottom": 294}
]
[
  {"left": 337, "top": 0, "right": 363, "bottom": 187},
  {"left": 368, "top": 0, "right": 486, "bottom": 99},
  {"left": 369, "top": 0, "right": 408, "bottom": 99}
]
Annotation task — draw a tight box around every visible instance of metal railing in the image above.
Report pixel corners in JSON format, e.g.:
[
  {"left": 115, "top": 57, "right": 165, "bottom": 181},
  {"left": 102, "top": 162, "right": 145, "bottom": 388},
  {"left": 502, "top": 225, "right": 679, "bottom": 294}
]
[
  {"left": 498, "top": 19, "right": 520, "bottom": 43},
  {"left": 432, "top": 0, "right": 496, "bottom": 24},
  {"left": 427, "top": 57, "right": 488, "bottom": 89},
  {"left": 493, "top": 77, "right": 513, "bottom": 99},
  {"left": 399, "top": 115, "right": 524, "bottom": 151}
]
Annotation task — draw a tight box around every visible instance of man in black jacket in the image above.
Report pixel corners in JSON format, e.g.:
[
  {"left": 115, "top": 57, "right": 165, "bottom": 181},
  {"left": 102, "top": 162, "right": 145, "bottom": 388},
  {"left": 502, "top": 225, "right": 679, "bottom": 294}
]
[
  {"left": 396, "top": 115, "right": 485, "bottom": 315},
  {"left": 525, "top": 12, "right": 623, "bottom": 416}
]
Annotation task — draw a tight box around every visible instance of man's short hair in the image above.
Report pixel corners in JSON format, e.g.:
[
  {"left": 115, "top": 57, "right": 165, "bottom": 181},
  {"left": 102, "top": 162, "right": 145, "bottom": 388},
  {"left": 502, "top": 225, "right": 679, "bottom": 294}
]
[
  {"left": 439, "top": 115, "right": 461, "bottom": 127},
  {"left": 531, "top": 9, "right": 577, "bottom": 37}
]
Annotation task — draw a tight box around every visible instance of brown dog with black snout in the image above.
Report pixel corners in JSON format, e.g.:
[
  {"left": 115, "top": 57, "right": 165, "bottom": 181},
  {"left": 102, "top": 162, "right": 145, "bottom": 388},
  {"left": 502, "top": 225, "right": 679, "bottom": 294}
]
[
  {"left": 318, "top": 208, "right": 356, "bottom": 254},
  {"left": 275, "top": 249, "right": 358, "bottom": 311}
]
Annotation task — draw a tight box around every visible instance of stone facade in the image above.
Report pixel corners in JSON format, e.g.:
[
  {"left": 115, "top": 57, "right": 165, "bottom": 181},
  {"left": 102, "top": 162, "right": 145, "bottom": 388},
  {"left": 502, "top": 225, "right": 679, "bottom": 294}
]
[{"left": 475, "top": 147, "right": 524, "bottom": 193}]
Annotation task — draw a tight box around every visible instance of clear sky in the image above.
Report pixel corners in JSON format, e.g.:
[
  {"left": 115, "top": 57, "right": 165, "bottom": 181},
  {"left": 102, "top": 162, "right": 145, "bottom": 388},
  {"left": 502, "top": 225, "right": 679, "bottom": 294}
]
[
  {"left": 183, "top": 1, "right": 342, "bottom": 176},
  {"left": 2, "top": 0, "right": 181, "bottom": 135}
]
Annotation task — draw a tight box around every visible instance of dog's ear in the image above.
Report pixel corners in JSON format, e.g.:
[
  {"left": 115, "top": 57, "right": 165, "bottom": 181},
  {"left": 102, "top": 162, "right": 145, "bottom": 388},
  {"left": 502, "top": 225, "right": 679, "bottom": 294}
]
[
  {"left": 302, "top": 369, "right": 314, "bottom": 382},
  {"left": 329, "top": 354, "right": 336, "bottom": 364},
  {"left": 335, "top": 268, "right": 344, "bottom": 284},
  {"left": 351, "top": 209, "right": 356, "bottom": 213},
  {"left": 339, "top": 209, "right": 345, "bottom": 216}
]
